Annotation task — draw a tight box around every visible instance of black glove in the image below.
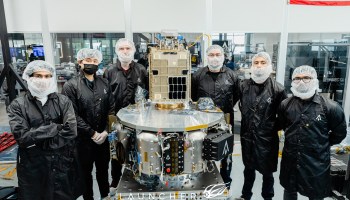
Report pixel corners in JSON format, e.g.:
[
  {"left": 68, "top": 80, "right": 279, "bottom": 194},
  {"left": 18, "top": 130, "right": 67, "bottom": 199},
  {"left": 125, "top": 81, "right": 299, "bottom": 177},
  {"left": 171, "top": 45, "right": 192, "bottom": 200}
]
[{"left": 56, "top": 124, "right": 63, "bottom": 131}]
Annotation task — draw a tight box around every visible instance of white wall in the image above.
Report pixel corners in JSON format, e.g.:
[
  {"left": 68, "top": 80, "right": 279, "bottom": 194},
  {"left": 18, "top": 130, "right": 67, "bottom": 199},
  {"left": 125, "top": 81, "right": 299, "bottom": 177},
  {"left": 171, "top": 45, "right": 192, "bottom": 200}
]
[
  {"left": 288, "top": 5, "right": 350, "bottom": 33},
  {"left": 212, "top": 0, "right": 285, "bottom": 33},
  {"left": 46, "top": 0, "right": 125, "bottom": 32},
  {"left": 4, "top": 0, "right": 350, "bottom": 34},
  {"left": 4, "top": 0, "right": 42, "bottom": 32},
  {"left": 4, "top": 0, "right": 125, "bottom": 33},
  {"left": 131, "top": 0, "right": 206, "bottom": 33}
]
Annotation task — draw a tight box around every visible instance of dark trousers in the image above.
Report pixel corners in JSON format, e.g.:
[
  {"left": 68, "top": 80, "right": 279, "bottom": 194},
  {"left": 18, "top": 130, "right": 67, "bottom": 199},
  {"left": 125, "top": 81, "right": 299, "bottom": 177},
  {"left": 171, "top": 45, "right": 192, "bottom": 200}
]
[
  {"left": 111, "top": 158, "right": 123, "bottom": 187},
  {"left": 220, "top": 155, "right": 233, "bottom": 189},
  {"left": 78, "top": 140, "right": 110, "bottom": 200},
  {"left": 241, "top": 167, "right": 274, "bottom": 200},
  {"left": 283, "top": 190, "right": 324, "bottom": 200},
  {"left": 219, "top": 115, "right": 234, "bottom": 190}
]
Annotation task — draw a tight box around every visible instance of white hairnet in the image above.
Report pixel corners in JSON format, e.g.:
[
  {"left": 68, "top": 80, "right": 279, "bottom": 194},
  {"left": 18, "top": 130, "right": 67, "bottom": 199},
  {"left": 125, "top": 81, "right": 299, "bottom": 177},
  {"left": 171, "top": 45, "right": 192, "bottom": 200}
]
[
  {"left": 252, "top": 52, "right": 271, "bottom": 66},
  {"left": 291, "top": 65, "right": 319, "bottom": 99},
  {"left": 292, "top": 65, "right": 317, "bottom": 79},
  {"left": 22, "top": 60, "right": 57, "bottom": 100},
  {"left": 23, "top": 60, "right": 56, "bottom": 81},
  {"left": 76, "top": 48, "right": 103, "bottom": 63},
  {"left": 206, "top": 45, "right": 224, "bottom": 55},
  {"left": 115, "top": 38, "right": 136, "bottom": 53}
]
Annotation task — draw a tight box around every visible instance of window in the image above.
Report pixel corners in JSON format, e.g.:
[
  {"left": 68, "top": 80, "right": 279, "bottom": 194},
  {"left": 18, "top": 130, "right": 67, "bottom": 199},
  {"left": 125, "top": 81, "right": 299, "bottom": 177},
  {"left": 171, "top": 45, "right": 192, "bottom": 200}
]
[{"left": 285, "top": 33, "right": 350, "bottom": 105}]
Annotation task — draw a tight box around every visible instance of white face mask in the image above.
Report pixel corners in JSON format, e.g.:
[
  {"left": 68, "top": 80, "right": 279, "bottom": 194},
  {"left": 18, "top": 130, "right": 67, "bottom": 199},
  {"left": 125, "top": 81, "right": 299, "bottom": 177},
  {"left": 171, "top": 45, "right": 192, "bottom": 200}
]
[
  {"left": 117, "top": 50, "right": 135, "bottom": 64},
  {"left": 251, "top": 65, "right": 273, "bottom": 84},
  {"left": 208, "top": 56, "right": 224, "bottom": 71},
  {"left": 37, "top": 96, "right": 48, "bottom": 106},
  {"left": 291, "top": 78, "right": 319, "bottom": 99},
  {"left": 27, "top": 77, "right": 56, "bottom": 101}
]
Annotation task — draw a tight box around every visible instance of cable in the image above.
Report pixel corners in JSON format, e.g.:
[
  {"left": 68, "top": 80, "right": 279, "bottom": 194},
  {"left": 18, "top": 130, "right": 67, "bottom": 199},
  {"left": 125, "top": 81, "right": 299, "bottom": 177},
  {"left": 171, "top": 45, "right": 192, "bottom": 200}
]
[{"left": 187, "top": 34, "right": 212, "bottom": 49}]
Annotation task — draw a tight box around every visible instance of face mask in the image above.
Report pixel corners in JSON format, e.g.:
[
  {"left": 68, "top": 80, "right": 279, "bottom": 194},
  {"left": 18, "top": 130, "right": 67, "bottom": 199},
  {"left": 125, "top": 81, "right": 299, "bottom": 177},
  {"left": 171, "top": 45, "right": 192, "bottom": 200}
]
[
  {"left": 208, "top": 56, "right": 224, "bottom": 71},
  {"left": 291, "top": 78, "right": 319, "bottom": 99},
  {"left": 27, "top": 77, "right": 55, "bottom": 99},
  {"left": 117, "top": 51, "right": 134, "bottom": 63},
  {"left": 83, "top": 64, "right": 98, "bottom": 75},
  {"left": 29, "top": 77, "right": 52, "bottom": 92},
  {"left": 251, "top": 65, "right": 272, "bottom": 84}
]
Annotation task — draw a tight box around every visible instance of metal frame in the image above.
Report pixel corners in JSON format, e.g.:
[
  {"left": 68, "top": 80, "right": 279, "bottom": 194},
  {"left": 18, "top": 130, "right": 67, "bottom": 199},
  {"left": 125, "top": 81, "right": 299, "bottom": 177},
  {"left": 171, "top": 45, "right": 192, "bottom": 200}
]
[
  {"left": 0, "top": 0, "right": 27, "bottom": 103},
  {"left": 116, "top": 165, "right": 230, "bottom": 200}
]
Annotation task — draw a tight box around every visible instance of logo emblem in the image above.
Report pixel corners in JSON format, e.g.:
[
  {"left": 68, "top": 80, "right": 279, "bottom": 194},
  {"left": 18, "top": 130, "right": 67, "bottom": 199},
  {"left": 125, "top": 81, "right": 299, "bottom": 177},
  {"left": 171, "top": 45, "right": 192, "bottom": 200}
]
[
  {"left": 316, "top": 115, "right": 321, "bottom": 121},
  {"left": 204, "top": 183, "right": 227, "bottom": 198},
  {"left": 267, "top": 97, "right": 272, "bottom": 103},
  {"left": 223, "top": 141, "right": 230, "bottom": 155}
]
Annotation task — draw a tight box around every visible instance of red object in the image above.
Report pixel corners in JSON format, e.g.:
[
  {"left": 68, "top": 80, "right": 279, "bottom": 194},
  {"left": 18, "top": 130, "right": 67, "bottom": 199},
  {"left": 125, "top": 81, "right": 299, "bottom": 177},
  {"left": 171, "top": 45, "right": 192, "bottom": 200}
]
[
  {"left": 166, "top": 168, "right": 171, "bottom": 173},
  {"left": 290, "top": 0, "right": 350, "bottom": 6},
  {"left": 0, "top": 132, "right": 16, "bottom": 152}
]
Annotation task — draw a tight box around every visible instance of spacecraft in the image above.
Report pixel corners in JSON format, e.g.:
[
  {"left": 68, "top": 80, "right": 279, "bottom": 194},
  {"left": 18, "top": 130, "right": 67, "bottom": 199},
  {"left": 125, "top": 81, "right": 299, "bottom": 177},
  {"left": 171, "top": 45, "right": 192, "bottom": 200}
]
[{"left": 110, "top": 30, "right": 233, "bottom": 200}]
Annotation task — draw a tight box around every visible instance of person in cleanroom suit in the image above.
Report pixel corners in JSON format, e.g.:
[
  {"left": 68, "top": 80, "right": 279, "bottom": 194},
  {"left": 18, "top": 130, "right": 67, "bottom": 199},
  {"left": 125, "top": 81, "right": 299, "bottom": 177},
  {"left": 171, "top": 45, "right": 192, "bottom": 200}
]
[
  {"left": 7, "top": 60, "right": 81, "bottom": 200},
  {"left": 236, "top": 52, "right": 287, "bottom": 200},
  {"left": 103, "top": 38, "right": 148, "bottom": 196},
  {"left": 278, "top": 65, "right": 347, "bottom": 200},
  {"left": 62, "top": 48, "right": 114, "bottom": 200},
  {"left": 191, "top": 44, "right": 240, "bottom": 190}
]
